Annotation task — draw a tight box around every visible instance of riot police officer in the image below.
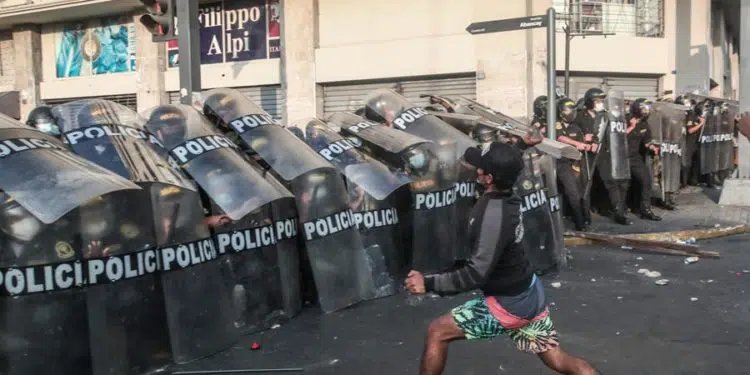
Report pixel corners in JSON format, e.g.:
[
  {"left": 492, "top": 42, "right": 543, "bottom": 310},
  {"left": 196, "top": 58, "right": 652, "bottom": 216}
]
[
  {"left": 626, "top": 99, "right": 662, "bottom": 221},
  {"left": 26, "top": 105, "right": 61, "bottom": 138},
  {"left": 575, "top": 88, "right": 605, "bottom": 222},
  {"left": 554, "top": 97, "right": 589, "bottom": 231},
  {"left": 530, "top": 95, "right": 548, "bottom": 137},
  {"left": 675, "top": 96, "right": 704, "bottom": 187}
]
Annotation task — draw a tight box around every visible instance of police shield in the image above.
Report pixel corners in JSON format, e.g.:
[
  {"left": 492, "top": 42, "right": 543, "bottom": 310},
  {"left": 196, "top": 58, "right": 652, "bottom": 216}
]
[
  {"left": 0, "top": 117, "right": 171, "bottom": 375},
  {"left": 143, "top": 104, "right": 302, "bottom": 335},
  {"left": 699, "top": 102, "right": 722, "bottom": 175},
  {"left": 202, "top": 88, "right": 374, "bottom": 314},
  {"left": 650, "top": 102, "right": 686, "bottom": 195},
  {"left": 295, "top": 118, "right": 412, "bottom": 298},
  {"left": 514, "top": 150, "right": 558, "bottom": 274},
  {"left": 326, "top": 112, "right": 457, "bottom": 274},
  {"left": 364, "top": 90, "right": 478, "bottom": 268},
  {"left": 601, "top": 90, "right": 630, "bottom": 180},
  {"left": 53, "top": 100, "right": 238, "bottom": 364},
  {"left": 718, "top": 102, "right": 737, "bottom": 172}
]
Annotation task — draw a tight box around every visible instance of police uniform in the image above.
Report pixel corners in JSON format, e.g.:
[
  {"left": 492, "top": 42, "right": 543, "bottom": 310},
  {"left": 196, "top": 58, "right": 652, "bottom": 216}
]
[
  {"left": 555, "top": 120, "right": 588, "bottom": 230},
  {"left": 626, "top": 118, "right": 661, "bottom": 220},
  {"left": 573, "top": 110, "right": 598, "bottom": 221},
  {"left": 682, "top": 111, "right": 703, "bottom": 186}
]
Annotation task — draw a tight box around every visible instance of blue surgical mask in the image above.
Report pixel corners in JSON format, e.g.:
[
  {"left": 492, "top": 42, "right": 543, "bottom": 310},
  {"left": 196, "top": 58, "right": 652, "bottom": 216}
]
[
  {"left": 409, "top": 154, "right": 426, "bottom": 169},
  {"left": 36, "top": 122, "right": 60, "bottom": 136}
]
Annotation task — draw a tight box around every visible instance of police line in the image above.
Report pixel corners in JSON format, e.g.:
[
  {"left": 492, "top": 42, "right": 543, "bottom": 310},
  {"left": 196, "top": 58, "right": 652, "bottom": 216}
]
[{"left": 0, "top": 217, "right": 298, "bottom": 297}]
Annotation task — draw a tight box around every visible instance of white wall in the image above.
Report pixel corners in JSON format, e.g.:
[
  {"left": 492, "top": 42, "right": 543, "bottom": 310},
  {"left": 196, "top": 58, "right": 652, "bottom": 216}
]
[{"left": 315, "top": 0, "right": 475, "bottom": 82}]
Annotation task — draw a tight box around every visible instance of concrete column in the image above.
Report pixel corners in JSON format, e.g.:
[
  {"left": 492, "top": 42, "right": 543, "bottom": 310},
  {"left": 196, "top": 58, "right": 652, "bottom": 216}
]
[
  {"left": 473, "top": 0, "right": 548, "bottom": 119},
  {"left": 661, "top": 0, "right": 676, "bottom": 97},
  {"left": 134, "top": 12, "right": 167, "bottom": 113},
  {"left": 719, "top": 0, "right": 750, "bottom": 205},
  {"left": 675, "top": 0, "right": 711, "bottom": 95},
  {"left": 13, "top": 24, "right": 41, "bottom": 122},
  {"left": 280, "top": 0, "right": 318, "bottom": 125}
]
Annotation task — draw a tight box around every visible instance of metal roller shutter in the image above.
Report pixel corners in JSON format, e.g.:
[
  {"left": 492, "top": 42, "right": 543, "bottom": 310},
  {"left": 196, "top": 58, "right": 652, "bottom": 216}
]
[
  {"left": 43, "top": 94, "right": 138, "bottom": 112},
  {"left": 322, "top": 75, "right": 477, "bottom": 116},
  {"left": 556, "top": 75, "right": 659, "bottom": 101},
  {"left": 168, "top": 85, "right": 285, "bottom": 120}
]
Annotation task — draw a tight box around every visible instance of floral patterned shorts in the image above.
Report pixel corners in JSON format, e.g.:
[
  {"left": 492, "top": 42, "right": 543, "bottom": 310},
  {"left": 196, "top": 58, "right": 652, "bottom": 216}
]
[{"left": 451, "top": 297, "right": 559, "bottom": 354}]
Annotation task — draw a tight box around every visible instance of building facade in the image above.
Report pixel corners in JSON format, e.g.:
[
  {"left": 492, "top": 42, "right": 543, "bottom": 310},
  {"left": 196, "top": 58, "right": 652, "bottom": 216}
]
[{"left": 0, "top": 0, "right": 738, "bottom": 123}]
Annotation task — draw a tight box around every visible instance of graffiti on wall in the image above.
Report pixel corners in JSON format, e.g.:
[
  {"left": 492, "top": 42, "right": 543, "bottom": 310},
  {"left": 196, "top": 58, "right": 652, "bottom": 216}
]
[
  {"left": 55, "top": 15, "right": 136, "bottom": 78},
  {"left": 167, "top": 0, "right": 280, "bottom": 68}
]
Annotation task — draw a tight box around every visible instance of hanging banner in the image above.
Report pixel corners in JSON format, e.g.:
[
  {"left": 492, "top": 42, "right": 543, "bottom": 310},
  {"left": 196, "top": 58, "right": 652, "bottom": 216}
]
[
  {"left": 167, "top": 0, "right": 281, "bottom": 68},
  {"left": 54, "top": 15, "right": 137, "bottom": 78}
]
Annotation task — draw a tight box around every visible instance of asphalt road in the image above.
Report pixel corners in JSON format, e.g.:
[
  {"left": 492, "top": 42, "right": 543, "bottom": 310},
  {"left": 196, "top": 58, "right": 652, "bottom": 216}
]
[{"left": 173, "top": 233, "right": 750, "bottom": 375}]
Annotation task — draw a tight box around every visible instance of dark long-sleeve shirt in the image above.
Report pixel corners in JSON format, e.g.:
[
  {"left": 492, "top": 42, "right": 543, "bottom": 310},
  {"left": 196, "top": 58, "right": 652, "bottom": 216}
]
[
  {"left": 627, "top": 118, "right": 653, "bottom": 158},
  {"left": 424, "top": 190, "right": 533, "bottom": 297}
]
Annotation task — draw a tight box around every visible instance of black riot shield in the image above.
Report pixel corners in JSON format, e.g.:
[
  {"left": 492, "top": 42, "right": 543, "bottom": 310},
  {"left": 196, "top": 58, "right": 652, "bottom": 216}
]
[
  {"left": 364, "top": 90, "right": 479, "bottom": 270},
  {"left": 699, "top": 104, "right": 722, "bottom": 175},
  {"left": 0, "top": 119, "right": 173, "bottom": 375},
  {"left": 599, "top": 90, "right": 630, "bottom": 180},
  {"left": 143, "top": 104, "right": 302, "bottom": 335},
  {"left": 295, "top": 118, "right": 412, "bottom": 298},
  {"left": 52, "top": 100, "right": 238, "bottom": 364},
  {"left": 326, "top": 112, "right": 458, "bottom": 274},
  {"left": 718, "top": 103, "right": 737, "bottom": 172},
  {"left": 652, "top": 102, "right": 686, "bottom": 195},
  {"left": 514, "top": 150, "right": 558, "bottom": 274},
  {"left": 201, "top": 88, "right": 374, "bottom": 314}
]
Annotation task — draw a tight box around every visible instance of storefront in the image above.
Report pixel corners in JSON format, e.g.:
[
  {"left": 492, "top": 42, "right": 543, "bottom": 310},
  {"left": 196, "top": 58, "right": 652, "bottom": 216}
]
[
  {"left": 321, "top": 74, "right": 477, "bottom": 116},
  {"left": 557, "top": 74, "right": 661, "bottom": 101}
]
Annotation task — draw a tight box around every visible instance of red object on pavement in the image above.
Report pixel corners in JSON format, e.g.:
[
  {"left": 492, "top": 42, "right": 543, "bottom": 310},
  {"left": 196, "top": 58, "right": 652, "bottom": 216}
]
[{"left": 250, "top": 342, "right": 261, "bottom": 350}]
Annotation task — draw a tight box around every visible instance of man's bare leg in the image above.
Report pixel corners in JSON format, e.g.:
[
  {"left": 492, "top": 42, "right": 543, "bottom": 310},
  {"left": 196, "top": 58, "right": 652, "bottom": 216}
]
[
  {"left": 538, "top": 346, "right": 600, "bottom": 375},
  {"left": 419, "top": 314, "right": 466, "bottom": 375}
]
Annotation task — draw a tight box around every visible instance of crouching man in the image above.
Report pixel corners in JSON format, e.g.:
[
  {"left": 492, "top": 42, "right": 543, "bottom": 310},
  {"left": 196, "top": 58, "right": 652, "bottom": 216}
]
[{"left": 405, "top": 142, "right": 600, "bottom": 375}]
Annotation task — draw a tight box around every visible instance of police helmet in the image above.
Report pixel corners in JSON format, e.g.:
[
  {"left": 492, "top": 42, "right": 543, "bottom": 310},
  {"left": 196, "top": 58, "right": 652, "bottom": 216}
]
[
  {"left": 583, "top": 88, "right": 607, "bottom": 109},
  {"left": 557, "top": 97, "right": 577, "bottom": 123},
  {"left": 533, "top": 95, "right": 548, "bottom": 120},
  {"left": 471, "top": 124, "right": 496, "bottom": 144},
  {"left": 287, "top": 126, "right": 304, "bottom": 140},
  {"left": 673, "top": 96, "right": 685, "bottom": 106},
  {"left": 146, "top": 105, "right": 188, "bottom": 147},
  {"left": 630, "top": 98, "right": 652, "bottom": 119},
  {"left": 27, "top": 105, "right": 60, "bottom": 137},
  {"left": 202, "top": 92, "right": 238, "bottom": 128}
]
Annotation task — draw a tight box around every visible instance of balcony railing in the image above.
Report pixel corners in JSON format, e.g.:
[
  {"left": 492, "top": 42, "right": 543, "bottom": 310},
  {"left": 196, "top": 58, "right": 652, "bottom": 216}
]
[{"left": 554, "top": 0, "right": 664, "bottom": 38}]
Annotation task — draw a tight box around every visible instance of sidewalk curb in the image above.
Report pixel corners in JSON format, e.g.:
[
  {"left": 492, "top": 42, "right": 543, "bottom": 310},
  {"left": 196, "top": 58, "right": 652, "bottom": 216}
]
[{"left": 564, "top": 224, "right": 750, "bottom": 246}]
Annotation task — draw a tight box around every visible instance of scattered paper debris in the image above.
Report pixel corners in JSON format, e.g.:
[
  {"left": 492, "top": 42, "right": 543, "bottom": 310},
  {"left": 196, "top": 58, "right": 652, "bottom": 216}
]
[
  {"left": 655, "top": 279, "right": 670, "bottom": 286},
  {"left": 551, "top": 282, "right": 562, "bottom": 288},
  {"left": 617, "top": 296, "right": 623, "bottom": 300},
  {"left": 636, "top": 257, "right": 644, "bottom": 261},
  {"left": 690, "top": 297, "right": 699, "bottom": 302},
  {"left": 707, "top": 279, "right": 714, "bottom": 283},
  {"left": 616, "top": 331, "right": 621, "bottom": 335},
  {"left": 743, "top": 270, "right": 750, "bottom": 274},
  {"left": 645, "top": 271, "right": 662, "bottom": 278},
  {"left": 687, "top": 237, "right": 697, "bottom": 244},
  {"left": 498, "top": 365, "right": 506, "bottom": 372},
  {"left": 621, "top": 246, "right": 633, "bottom": 250},
  {"left": 684, "top": 257, "right": 699, "bottom": 265},
  {"left": 591, "top": 278, "right": 597, "bottom": 282},
  {"left": 715, "top": 224, "right": 721, "bottom": 228},
  {"left": 271, "top": 324, "right": 281, "bottom": 330},
  {"left": 638, "top": 268, "right": 649, "bottom": 274}
]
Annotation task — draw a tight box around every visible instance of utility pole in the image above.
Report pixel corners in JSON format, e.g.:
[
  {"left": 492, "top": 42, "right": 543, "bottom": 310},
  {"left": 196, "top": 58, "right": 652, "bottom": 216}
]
[{"left": 139, "top": 0, "right": 201, "bottom": 106}]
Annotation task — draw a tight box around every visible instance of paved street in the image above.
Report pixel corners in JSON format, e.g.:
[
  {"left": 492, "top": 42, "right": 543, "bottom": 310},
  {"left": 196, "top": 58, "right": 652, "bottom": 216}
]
[{"left": 174, "top": 209, "right": 750, "bottom": 375}]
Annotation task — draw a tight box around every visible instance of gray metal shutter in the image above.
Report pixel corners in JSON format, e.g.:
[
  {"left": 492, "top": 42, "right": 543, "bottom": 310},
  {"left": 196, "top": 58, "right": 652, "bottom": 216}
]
[
  {"left": 322, "top": 75, "right": 477, "bottom": 116},
  {"left": 43, "top": 94, "right": 138, "bottom": 112},
  {"left": 556, "top": 75, "right": 659, "bottom": 100},
  {"left": 168, "top": 85, "right": 284, "bottom": 120}
]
